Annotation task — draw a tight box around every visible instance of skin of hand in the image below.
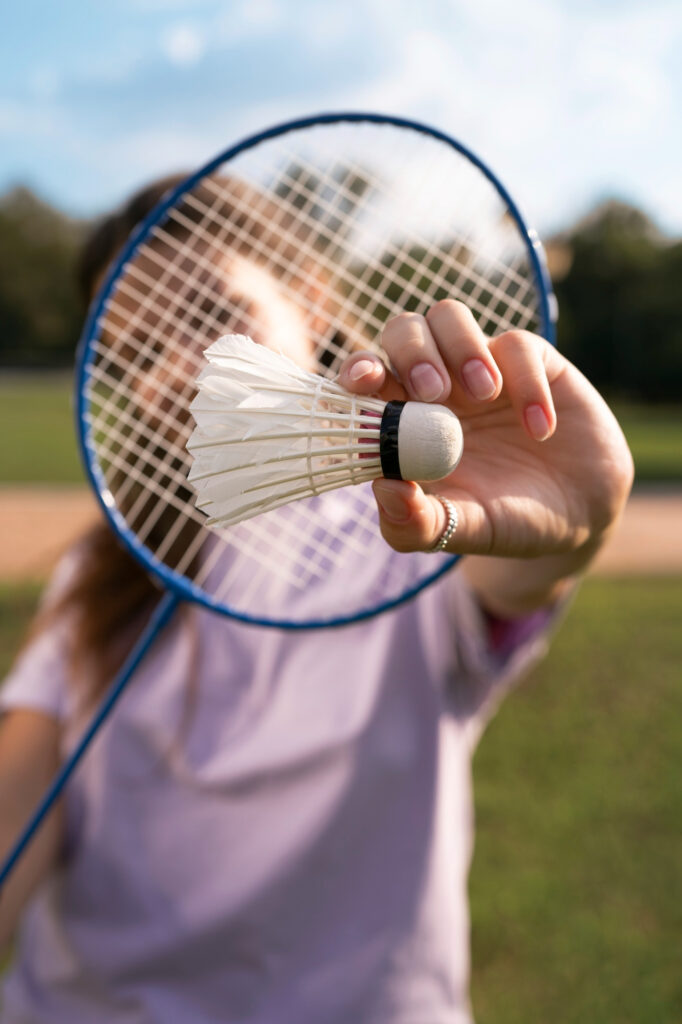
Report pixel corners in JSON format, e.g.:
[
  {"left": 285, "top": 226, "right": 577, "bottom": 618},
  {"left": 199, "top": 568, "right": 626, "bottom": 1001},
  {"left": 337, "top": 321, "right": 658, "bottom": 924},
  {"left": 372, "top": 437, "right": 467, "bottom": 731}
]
[
  {"left": 0, "top": 710, "right": 62, "bottom": 949},
  {"left": 338, "top": 300, "right": 634, "bottom": 618}
]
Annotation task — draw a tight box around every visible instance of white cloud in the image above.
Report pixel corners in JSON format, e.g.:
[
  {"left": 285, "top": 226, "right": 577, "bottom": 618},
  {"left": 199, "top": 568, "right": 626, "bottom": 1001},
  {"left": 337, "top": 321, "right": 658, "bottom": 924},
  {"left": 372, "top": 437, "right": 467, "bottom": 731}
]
[
  {"left": 0, "top": 101, "right": 24, "bottom": 134},
  {"left": 238, "top": 0, "right": 282, "bottom": 30},
  {"left": 301, "top": 4, "right": 352, "bottom": 50},
  {"left": 214, "top": 0, "right": 283, "bottom": 42},
  {"left": 105, "top": 127, "right": 212, "bottom": 177},
  {"left": 300, "top": 0, "right": 682, "bottom": 232},
  {"left": 0, "top": 98, "right": 67, "bottom": 140},
  {"left": 161, "top": 23, "right": 206, "bottom": 65},
  {"left": 3, "top": 0, "right": 681, "bottom": 232}
]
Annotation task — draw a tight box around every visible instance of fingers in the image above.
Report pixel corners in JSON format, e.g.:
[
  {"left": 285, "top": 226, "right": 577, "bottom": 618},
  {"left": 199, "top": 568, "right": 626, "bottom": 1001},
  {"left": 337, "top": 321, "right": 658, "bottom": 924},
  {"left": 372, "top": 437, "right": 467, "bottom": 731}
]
[
  {"left": 337, "top": 351, "right": 386, "bottom": 395},
  {"left": 372, "top": 480, "right": 491, "bottom": 555},
  {"left": 383, "top": 301, "right": 557, "bottom": 442},
  {"left": 339, "top": 300, "right": 558, "bottom": 444},
  {"left": 336, "top": 350, "right": 407, "bottom": 404},
  {"left": 372, "top": 481, "right": 444, "bottom": 553},
  {"left": 377, "top": 301, "right": 504, "bottom": 409},
  {"left": 381, "top": 313, "right": 451, "bottom": 403},
  {"left": 424, "top": 301, "right": 502, "bottom": 406},
  {"left": 488, "top": 330, "right": 557, "bottom": 441}
]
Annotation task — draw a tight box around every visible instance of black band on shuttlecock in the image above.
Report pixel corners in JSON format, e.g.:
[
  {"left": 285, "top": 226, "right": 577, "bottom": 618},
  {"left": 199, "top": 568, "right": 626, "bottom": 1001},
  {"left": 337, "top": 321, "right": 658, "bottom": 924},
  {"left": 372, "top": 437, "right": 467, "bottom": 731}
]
[{"left": 379, "top": 401, "right": 406, "bottom": 479}]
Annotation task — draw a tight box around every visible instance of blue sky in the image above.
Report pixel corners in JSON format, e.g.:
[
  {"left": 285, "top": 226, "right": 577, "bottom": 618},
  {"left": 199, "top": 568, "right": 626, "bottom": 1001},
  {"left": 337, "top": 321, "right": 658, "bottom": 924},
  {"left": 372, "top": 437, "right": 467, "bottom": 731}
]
[{"left": 2, "top": 0, "right": 680, "bottom": 235}]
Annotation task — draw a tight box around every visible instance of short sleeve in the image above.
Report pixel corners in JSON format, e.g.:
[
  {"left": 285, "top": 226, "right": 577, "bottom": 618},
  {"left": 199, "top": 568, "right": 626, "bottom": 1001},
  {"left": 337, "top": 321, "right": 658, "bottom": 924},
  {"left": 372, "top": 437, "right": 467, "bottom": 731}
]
[
  {"left": 0, "top": 553, "right": 80, "bottom": 722},
  {"left": 0, "top": 623, "right": 73, "bottom": 721},
  {"left": 443, "top": 572, "right": 573, "bottom": 747}
]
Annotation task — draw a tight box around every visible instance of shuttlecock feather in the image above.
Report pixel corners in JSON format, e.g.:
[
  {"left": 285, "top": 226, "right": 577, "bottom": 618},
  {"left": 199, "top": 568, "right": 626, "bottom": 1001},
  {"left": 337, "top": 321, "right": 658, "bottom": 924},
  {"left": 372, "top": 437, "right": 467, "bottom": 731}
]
[{"left": 187, "top": 335, "right": 463, "bottom": 528}]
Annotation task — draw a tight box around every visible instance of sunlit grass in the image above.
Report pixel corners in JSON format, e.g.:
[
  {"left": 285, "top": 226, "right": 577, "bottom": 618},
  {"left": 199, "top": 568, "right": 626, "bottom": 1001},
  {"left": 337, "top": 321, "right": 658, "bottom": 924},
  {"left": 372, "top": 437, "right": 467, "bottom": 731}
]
[
  {"left": 0, "top": 373, "right": 83, "bottom": 483},
  {"left": 470, "top": 576, "right": 682, "bottom": 1023}
]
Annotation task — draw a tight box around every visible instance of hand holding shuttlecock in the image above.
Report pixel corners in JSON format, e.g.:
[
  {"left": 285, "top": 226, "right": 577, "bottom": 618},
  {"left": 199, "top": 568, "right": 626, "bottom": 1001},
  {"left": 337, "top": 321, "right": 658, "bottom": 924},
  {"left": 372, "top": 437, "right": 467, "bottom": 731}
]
[{"left": 186, "top": 335, "right": 463, "bottom": 528}]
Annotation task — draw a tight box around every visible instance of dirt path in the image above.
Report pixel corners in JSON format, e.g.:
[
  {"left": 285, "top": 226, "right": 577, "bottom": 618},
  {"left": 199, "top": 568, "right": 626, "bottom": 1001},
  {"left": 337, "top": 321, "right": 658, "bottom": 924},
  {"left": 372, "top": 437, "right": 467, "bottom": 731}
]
[{"left": 1, "top": 485, "right": 681, "bottom": 581}]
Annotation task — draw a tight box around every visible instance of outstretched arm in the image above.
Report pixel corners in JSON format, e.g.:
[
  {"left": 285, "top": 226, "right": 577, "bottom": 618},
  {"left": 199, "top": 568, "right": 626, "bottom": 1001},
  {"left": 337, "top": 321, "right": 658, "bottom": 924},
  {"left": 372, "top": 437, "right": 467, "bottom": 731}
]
[{"left": 339, "top": 300, "right": 634, "bottom": 617}]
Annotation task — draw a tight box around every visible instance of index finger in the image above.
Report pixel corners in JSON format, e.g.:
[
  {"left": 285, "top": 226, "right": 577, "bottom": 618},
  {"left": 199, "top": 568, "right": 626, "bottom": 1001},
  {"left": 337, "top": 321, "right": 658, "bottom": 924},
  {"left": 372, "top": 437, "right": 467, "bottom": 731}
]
[{"left": 337, "top": 350, "right": 406, "bottom": 402}]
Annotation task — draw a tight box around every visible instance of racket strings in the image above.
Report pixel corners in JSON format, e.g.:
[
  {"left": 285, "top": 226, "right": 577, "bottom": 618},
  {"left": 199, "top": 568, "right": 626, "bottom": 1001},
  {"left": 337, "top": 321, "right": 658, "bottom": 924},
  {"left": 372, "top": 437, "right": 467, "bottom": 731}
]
[
  {"left": 84, "top": 119, "right": 545, "bottom": 616},
  {"left": 95, "top": 160, "right": 533, "bottom": 404},
  {"left": 178, "top": 156, "right": 531, "bottom": 345},
  {"left": 229, "top": 149, "right": 534, "bottom": 336}
]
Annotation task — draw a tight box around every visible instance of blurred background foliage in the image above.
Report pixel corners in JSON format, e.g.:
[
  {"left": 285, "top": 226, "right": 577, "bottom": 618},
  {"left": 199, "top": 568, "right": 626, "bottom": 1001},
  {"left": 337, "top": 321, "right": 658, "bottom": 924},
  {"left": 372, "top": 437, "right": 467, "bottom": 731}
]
[
  {"left": 2, "top": 183, "right": 679, "bottom": 486},
  {"left": 550, "top": 201, "right": 682, "bottom": 403},
  {"left": 2, "top": 185, "right": 682, "bottom": 406},
  {"left": 0, "top": 188, "right": 85, "bottom": 367}
]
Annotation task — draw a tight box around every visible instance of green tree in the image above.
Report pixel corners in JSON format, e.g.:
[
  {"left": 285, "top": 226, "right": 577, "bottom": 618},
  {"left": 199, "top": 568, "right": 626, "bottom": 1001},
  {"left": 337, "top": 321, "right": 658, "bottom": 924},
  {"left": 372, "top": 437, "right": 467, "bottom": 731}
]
[
  {"left": 553, "top": 201, "right": 682, "bottom": 401},
  {"left": 0, "top": 187, "right": 87, "bottom": 367}
]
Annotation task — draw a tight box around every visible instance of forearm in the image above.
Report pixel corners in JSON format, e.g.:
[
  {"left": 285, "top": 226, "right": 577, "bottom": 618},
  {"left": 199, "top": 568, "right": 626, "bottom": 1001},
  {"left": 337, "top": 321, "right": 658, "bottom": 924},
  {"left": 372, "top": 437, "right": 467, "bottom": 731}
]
[
  {"left": 460, "top": 527, "right": 611, "bottom": 619},
  {"left": 0, "top": 711, "right": 62, "bottom": 949}
]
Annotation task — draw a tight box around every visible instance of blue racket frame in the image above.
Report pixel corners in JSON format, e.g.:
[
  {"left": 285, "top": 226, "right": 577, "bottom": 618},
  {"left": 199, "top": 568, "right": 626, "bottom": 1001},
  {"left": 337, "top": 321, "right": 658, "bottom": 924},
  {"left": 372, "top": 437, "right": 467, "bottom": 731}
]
[
  {"left": 76, "top": 110, "right": 556, "bottom": 630},
  {"left": 0, "top": 111, "right": 556, "bottom": 891}
]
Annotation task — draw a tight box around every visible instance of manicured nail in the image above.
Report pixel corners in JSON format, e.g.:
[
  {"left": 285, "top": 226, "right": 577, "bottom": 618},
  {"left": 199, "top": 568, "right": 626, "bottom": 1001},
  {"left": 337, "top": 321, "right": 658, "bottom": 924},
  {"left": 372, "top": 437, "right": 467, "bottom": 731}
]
[
  {"left": 409, "top": 362, "right": 445, "bottom": 402},
  {"left": 373, "top": 480, "right": 411, "bottom": 522},
  {"left": 349, "top": 358, "right": 378, "bottom": 382},
  {"left": 525, "top": 403, "right": 551, "bottom": 441},
  {"left": 462, "top": 358, "right": 496, "bottom": 401}
]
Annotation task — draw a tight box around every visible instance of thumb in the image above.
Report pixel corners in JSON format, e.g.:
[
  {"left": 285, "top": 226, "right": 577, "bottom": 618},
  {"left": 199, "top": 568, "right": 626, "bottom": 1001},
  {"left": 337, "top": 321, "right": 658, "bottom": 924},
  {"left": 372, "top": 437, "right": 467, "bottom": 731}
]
[{"left": 372, "top": 480, "right": 454, "bottom": 553}]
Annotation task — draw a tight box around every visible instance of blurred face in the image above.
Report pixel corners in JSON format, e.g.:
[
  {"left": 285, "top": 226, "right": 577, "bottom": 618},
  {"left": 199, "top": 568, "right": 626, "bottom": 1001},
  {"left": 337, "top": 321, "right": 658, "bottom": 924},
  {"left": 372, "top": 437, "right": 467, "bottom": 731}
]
[
  {"left": 221, "top": 255, "right": 316, "bottom": 371},
  {"left": 98, "top": 243, "right": 316, "bottom": 444}
]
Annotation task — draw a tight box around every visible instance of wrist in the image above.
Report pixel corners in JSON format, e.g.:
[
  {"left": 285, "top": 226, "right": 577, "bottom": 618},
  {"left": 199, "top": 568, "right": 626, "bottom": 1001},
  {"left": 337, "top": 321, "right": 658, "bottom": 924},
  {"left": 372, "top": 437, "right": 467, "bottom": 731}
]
[{"left": 460, "top": 526, "right": 614, "bottom": 620}]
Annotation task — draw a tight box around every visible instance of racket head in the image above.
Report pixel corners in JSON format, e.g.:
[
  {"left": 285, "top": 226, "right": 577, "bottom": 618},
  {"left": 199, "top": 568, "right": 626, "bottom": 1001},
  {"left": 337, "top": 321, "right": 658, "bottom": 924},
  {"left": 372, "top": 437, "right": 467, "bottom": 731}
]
[{"left": 75, "top": 111, "right": 556, "bottom": 629}]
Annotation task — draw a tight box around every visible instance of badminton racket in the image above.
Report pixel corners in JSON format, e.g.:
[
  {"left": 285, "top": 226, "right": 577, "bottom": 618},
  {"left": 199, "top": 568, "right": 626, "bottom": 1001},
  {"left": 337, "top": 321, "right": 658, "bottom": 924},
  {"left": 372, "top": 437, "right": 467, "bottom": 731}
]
[{"left": 0, "top": 111, "right": 555, "bottom": 889}]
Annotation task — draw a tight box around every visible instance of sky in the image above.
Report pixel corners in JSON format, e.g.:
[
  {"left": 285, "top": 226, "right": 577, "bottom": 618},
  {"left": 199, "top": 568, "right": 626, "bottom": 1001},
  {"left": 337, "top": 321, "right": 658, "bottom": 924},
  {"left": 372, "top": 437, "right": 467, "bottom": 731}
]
[{"left": 1, "top": 0, "right": 680, "bottom": 237}]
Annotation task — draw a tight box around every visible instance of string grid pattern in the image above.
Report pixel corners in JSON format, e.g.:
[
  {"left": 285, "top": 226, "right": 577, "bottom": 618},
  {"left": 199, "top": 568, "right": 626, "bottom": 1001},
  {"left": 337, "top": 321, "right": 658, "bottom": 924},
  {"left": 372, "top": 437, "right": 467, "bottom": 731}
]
[{"left": 82, "top": 119, "right": 545, "bottom": 624}]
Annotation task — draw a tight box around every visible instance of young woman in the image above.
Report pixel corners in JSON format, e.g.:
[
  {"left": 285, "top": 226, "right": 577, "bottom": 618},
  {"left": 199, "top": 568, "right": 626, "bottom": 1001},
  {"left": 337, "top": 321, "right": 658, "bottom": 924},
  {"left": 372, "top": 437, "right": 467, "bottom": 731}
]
[{"left": 0, "top": 176, "right": 633, "bottom": 1023}]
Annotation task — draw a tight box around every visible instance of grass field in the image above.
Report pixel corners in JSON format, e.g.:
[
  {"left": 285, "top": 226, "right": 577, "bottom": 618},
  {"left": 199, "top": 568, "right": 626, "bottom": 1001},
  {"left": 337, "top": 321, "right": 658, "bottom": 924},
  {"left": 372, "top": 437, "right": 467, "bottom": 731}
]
[
  {"left": 0, "top": 374, "right": 83, "bottom": 484},
  {"left": 1, "top": 374, "right": 681, "bottom": 485},
  {"left": 1, "top": 576, "right": 680, "bottom": 1020},
  {"left": 470, "top": 576, "right": 682, "bottom": 1023}
]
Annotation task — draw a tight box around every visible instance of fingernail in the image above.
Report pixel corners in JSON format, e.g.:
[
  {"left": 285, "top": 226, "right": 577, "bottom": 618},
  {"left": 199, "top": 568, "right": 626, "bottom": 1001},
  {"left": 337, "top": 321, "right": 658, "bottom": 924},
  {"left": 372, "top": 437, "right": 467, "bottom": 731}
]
[
  {"left": 525, "top": 403, "right": 551, "bottom": 441},
  {"left": 349, "top": 358, "right": 377, "bottom": 382},
  {"left": 409, "top": 362, "right": 445, "bottom": 402},
  {"left": 373, "top": 480, "right": 411, "bottom": 523},
  {"left": 462, "top": 359, "right": 496, "bottom": 400}
]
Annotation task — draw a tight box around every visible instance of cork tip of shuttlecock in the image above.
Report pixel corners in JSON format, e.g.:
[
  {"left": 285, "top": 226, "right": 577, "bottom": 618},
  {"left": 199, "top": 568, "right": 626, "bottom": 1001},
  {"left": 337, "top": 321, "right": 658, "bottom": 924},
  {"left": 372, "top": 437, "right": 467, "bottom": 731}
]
[{"left": 397, "top": 402, "right": 464, "bottom": 482}]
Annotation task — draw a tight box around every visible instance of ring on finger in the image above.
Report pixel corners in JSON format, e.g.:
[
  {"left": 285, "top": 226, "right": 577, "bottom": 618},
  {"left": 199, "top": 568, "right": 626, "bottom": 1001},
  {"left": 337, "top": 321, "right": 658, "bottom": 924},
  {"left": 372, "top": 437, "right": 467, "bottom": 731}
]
[{"left": 429, "top": 496, "right": 458, "bottom": 552}]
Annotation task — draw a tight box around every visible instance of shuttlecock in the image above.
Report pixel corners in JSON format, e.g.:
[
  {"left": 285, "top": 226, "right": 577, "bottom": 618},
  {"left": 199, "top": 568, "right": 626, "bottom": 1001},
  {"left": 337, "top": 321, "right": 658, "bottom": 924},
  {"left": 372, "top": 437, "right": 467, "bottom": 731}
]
[{"left": 187, "top": 335, "right": 463, "bottom": 528}]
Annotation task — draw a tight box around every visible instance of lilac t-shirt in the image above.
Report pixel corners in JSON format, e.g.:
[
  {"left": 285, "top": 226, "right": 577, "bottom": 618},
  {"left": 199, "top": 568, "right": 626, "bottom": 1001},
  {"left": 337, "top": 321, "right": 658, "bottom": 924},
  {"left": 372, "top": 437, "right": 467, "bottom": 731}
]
[{"left": 0, "top": 556, "right": 552, "bottom": 1024}]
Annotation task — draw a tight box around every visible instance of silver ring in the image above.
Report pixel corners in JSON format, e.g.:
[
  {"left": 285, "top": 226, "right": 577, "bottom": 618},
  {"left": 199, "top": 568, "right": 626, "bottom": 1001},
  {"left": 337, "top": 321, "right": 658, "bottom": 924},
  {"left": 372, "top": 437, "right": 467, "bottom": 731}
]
[{"left": 429, "top": 496, "right": 458, "bottom": 552}]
